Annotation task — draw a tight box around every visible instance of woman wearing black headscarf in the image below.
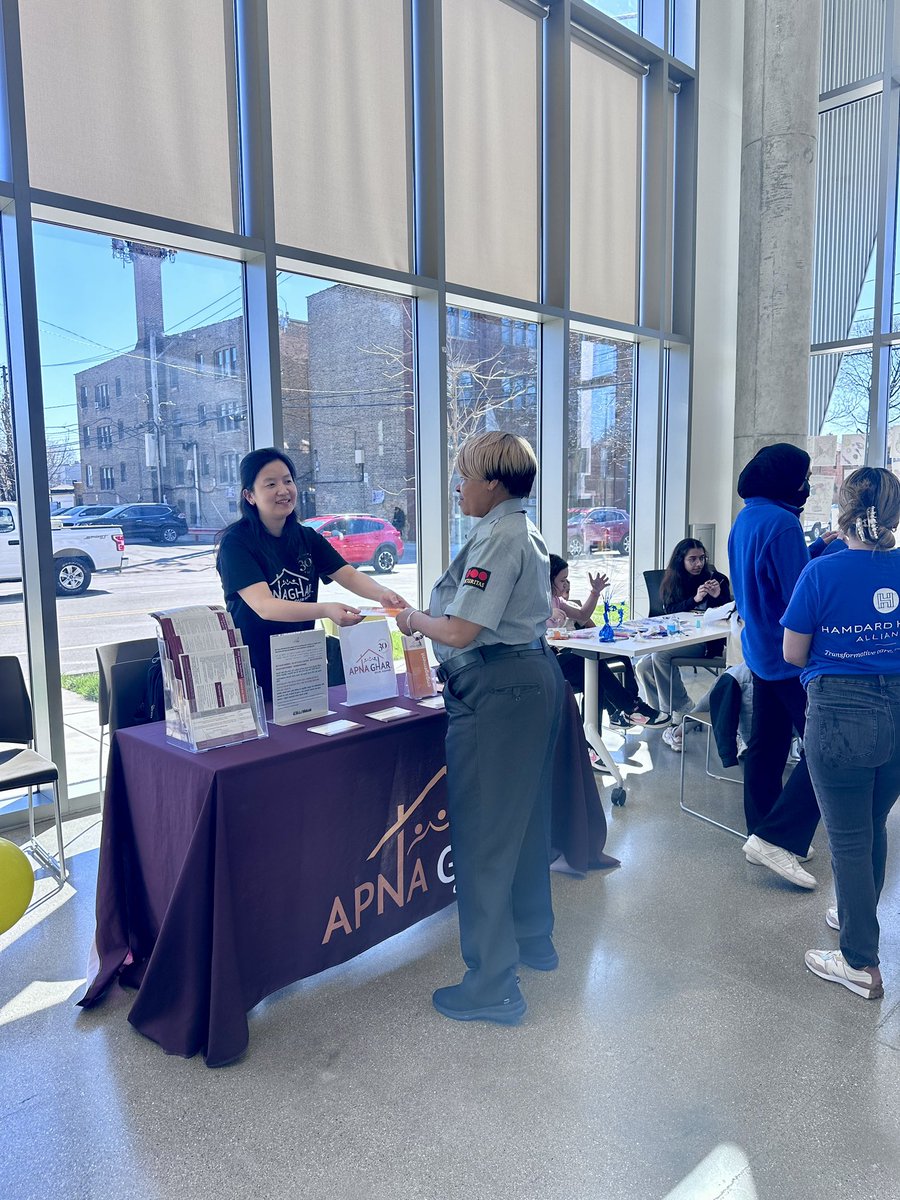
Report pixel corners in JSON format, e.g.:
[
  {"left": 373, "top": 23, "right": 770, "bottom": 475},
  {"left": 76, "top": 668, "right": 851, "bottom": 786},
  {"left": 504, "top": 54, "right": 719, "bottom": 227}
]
[{"left": 728, "top": 443, "right": 837, "bottom": 889}]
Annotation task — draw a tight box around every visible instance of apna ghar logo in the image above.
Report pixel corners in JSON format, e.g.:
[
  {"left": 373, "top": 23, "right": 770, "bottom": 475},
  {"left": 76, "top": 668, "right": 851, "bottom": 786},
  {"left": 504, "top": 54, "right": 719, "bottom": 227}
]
[{"left": 322, "top": 766, "right": 454, "bottom": 943}]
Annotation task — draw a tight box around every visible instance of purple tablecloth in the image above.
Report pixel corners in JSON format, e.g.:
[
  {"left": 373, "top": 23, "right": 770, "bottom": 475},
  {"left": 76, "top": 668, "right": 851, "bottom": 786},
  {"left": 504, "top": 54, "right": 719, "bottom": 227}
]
[{"left": 80, "top": 684, "right": 615, "bottom": 1065}]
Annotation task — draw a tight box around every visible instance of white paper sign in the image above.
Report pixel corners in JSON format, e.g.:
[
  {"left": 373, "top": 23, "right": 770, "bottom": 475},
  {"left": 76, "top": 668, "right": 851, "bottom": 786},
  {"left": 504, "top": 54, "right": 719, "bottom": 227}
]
[
  {"left": 338, "top": 618, "right": 398, "bottom": 705},
  {"left": 308, "top": 719, "right": 362, "bottom": 736},
  {"left": 366, "top": 706, "right": 414, "bottom": 723},
  {"left": 270, "top": 628, "right": 329, "bottom": 725}
]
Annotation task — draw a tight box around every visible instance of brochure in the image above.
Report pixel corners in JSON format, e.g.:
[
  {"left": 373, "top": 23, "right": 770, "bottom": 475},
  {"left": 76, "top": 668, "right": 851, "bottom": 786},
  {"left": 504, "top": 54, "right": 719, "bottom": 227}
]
[{"left": 270, "top": 628, "right": 329, "bottom": 725}]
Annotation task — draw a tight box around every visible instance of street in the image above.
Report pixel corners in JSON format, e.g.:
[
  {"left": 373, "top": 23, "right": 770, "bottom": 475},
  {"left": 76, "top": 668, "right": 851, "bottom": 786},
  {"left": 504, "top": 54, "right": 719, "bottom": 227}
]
[
  {"left": 0, "top": 543, "right": 423, "bottom": 675},
  {"left": 0, "top": 540, "right": 629, "bottom": 796},
  {"left": 0, "top": 541, "right": 631, "bottom": 676}
]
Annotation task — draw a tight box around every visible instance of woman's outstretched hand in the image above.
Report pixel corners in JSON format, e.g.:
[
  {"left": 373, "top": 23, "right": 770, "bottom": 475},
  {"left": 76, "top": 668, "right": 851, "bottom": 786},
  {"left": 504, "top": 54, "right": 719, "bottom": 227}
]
[{"left": 321, "top": 602, "right": 364, "bottom": 627}]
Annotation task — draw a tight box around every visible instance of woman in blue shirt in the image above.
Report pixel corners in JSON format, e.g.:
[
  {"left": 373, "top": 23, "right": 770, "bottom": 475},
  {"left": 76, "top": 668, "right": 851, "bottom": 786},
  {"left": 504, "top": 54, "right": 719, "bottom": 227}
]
[{"left": 783, "top": 467, "right": 900, "bottom": 1001}]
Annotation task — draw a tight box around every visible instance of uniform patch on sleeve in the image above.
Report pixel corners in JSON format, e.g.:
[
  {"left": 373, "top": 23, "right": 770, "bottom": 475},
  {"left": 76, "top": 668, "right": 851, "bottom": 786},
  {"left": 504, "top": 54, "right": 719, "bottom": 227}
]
[{"left": 463, "top": 567, "right": 491, "bottom": 590}]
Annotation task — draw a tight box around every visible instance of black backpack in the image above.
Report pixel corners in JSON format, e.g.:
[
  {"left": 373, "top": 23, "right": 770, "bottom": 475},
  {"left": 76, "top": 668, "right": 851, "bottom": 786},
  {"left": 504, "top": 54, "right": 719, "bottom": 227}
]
[{"left": 135, "top": 654, "right": 165, "bottom": 724}]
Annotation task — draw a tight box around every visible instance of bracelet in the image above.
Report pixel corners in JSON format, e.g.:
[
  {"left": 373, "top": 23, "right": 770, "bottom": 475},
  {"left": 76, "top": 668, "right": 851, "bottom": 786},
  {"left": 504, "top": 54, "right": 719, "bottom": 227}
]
[{"left": 405, "top": 609, "right": 424, "bottom": 635}]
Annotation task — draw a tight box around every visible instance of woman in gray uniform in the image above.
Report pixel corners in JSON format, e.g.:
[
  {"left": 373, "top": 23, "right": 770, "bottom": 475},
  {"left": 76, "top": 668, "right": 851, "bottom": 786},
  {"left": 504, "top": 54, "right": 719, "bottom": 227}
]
[{"left": 395, "top": 432, "right": 563, "bottom": 1025}]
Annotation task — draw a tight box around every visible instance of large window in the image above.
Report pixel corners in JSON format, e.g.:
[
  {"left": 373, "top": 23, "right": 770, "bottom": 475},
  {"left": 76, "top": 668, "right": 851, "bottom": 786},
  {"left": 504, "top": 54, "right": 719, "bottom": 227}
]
[
  {"left": 19, "top": 0, "right": 240, "bottom": 232},
  {"left": 33, "top": 223, "right": 249, "bottom": 795},
  {"left": 277, "top": 273, "right": 417, "bottom": 607},
  {"left": 808, "top": 349, "right": 872, "bottom": 536},
  {"left": 809, "top": 1, "right": 900, "bottom": 486},
  {"left": 442, "top": 0, "right": 541, "bottom": 300},
  {"left": 566, "top": 332, "right": 634, "bottom": 606},
  {"left": 446, "top": 307, "right": 538, "bottom": 557},
  {"left": 0, "top": 2, "right": 697, "bottom": 815}
]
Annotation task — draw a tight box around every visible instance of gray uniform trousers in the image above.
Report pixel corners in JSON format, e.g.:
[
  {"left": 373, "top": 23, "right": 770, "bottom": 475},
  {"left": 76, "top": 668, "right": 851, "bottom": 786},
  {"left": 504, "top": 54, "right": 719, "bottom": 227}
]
[{"left": 442, "top": 643, "right": 564, "bottom": 1004}]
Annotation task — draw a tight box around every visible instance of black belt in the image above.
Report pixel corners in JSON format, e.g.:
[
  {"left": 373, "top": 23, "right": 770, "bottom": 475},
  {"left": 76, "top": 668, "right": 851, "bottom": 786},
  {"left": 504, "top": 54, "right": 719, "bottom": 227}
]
[{"left": 437, "top": 639, "right": 546, "bottom": 683}]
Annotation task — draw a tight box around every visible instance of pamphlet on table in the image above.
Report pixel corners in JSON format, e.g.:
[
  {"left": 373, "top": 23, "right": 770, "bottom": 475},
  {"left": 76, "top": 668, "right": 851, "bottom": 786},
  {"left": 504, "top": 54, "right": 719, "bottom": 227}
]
[
  {"left": 270, "top": 628, "right": 330, "bottom": 726},
  {"left": 151, "top": 603, "right": 267, "bottom": 751}
]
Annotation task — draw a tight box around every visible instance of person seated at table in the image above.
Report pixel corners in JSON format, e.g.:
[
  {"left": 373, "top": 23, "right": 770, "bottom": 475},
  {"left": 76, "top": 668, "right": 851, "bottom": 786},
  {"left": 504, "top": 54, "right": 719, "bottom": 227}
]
[
  {"left": 216, "top": 448, "right": 408, "bottom": 700},
  {"left": 549, "top": 555, "right": 669, "bottom": 732},
  {"left": 637, "top": 538, "right": 731, "bottom": 752}
]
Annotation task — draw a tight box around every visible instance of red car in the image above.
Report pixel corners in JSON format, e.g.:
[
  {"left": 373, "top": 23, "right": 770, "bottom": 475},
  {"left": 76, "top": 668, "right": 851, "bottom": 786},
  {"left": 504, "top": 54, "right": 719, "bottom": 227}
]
[
  {"left": 303, "top": 514, "right": 404, "bottom": 573},
  {"left": 567, "top": 507, "right": 630, "bottom": 557}
]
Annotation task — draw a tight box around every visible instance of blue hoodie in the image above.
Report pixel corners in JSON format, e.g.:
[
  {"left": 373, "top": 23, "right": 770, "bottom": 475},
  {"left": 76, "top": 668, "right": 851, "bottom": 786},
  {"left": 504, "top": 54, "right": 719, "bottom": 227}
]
[{"left": 728, "top": 497, "right": 825, "bottom": 680}]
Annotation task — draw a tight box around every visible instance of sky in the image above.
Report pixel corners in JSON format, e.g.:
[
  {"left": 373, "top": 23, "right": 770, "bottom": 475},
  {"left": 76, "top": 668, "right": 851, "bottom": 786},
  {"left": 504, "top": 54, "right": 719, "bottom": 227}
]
[{"left": 30, "top": 221, "right": 331, "bottom": 444}]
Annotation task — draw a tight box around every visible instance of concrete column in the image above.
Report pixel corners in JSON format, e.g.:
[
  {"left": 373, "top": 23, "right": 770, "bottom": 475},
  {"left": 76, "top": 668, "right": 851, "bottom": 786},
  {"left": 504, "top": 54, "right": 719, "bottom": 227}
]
[{"left": 733, "top": 0, "right": 822, "bottom": 499}]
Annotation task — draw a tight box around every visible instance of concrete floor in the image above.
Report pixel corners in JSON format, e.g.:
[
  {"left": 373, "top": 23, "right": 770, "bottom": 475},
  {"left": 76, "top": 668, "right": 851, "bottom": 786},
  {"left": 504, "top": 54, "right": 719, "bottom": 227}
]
[{"left": 3, "top": 726, "right": 900, "bottom": 1200}]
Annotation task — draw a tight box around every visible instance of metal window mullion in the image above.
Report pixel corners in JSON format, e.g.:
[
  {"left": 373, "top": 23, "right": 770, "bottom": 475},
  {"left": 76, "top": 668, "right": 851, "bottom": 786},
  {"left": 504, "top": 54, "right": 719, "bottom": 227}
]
[
  {"left": 0, "top": 0, "right": 68, "bottom": 801},
  {"left": 539, "top": 0, "right": 570, "bottom": 552},
  {"left": 411, "top": 0, "right": 447, "bottom": 596},
  {"left": 632, "top": 338, "right": 665, "bottom": 605},
  {"left": 640, "top": 60, "right": 669, "bottom": 332},
  {"left": 868, "top": 8, "right": 900, "bottom": 465},
  {"left": 235, "top": 0, "right": 282, "bottom": 451}
]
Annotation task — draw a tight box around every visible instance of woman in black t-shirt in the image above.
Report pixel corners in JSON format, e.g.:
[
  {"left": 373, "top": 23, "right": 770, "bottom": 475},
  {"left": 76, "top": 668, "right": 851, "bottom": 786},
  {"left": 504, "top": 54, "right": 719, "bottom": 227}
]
[{"left": 216, "top": 448, "right": 408, "bottom": 698}]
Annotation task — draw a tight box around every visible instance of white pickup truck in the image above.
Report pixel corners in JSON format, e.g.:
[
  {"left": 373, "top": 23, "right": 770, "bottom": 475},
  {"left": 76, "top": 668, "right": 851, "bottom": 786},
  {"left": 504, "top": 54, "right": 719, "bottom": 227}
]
[{"left": 0, "top": 500, "right": 125, "bottom": 595}]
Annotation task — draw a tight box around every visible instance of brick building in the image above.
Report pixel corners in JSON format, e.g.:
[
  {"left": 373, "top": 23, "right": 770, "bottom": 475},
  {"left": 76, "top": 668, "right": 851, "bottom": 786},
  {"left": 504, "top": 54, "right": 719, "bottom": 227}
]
[
  {"left": 305, "top": 287, "right": 541, "bottom": 544},
  {"left": 76, "top": 245, "right": 310, "bottom": 528},
  {"left": 77, "top": 254, "right": 549, "bottom": 540},
  {"left": 567, "top": 334, "right": 633, "bottom": 513}
]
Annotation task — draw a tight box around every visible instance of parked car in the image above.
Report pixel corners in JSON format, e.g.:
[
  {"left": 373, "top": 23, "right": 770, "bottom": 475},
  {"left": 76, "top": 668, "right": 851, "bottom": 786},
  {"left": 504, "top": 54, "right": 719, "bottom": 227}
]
[
  {"left": 0, "top": 500, "right": 125, "bottom": 595},
  {"left": 303, "top": 514, "right": 403, "bottom": 573},
  {"left": 59, "top": 504, "right": 115, "bottom": 526},
  {"left": 73, "top": 503, "right": 188, "bottom": 544},
  {"left": 567, "top": 506, "right": 630, "bottom": 557}
]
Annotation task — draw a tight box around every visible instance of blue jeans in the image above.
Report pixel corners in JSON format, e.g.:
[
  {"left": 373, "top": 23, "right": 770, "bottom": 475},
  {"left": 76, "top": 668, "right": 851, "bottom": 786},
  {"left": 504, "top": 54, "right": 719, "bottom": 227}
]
[{"left": 805, "top": 674, "right": 900, "bottom": 969}]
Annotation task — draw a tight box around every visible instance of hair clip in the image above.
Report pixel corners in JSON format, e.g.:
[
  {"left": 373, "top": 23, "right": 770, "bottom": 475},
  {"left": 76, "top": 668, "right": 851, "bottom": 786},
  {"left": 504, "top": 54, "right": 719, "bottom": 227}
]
[
  {"left": 855, "top": 516, "right": 867, "bottom": 542},
  {"left": 866, "top": 505, "right": 880, "bottom": 539}
]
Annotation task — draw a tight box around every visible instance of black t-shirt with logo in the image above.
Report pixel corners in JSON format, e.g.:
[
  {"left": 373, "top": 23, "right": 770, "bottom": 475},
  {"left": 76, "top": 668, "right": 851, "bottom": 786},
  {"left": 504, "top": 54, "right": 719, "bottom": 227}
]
[{"left": 216, "top": 519, "right": 347, "bottom": 698}]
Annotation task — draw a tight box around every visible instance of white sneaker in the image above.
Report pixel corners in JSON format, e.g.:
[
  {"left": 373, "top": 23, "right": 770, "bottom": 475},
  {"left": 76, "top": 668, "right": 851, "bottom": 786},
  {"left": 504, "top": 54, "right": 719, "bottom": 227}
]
[
  {"left": 799, "top": 846, "right": 815, "bottom": 863},
  {"left": 826, "top": 906, "right": 840, "bottom": 931},
  {"left": 662, "top": 725, "right": 683, "bottom": 753},
  {"left": 804, "top": 948, "right": 883, "bottom": 999},
  {"left": 743, "top": 834, "right": 817, "bottom": 889}
]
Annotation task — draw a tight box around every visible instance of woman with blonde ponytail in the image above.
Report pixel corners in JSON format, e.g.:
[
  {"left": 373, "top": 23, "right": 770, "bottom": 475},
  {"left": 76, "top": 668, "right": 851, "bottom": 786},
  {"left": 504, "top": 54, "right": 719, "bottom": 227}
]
[{"left": 782, "top": 467, "right": 900, "bottom": 1001}]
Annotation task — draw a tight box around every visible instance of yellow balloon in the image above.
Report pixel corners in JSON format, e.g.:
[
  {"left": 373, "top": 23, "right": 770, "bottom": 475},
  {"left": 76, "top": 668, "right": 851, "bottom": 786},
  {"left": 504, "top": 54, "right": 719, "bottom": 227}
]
[{"left": 0, "top": 837, "right": 35, "bottom": 935}]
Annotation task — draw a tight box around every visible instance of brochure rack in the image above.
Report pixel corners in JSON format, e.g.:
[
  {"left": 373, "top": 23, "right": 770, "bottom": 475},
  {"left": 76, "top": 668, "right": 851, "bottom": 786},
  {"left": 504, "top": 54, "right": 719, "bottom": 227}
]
[{"left": 151, "top": 607, "right": 269, "bottom": 754}]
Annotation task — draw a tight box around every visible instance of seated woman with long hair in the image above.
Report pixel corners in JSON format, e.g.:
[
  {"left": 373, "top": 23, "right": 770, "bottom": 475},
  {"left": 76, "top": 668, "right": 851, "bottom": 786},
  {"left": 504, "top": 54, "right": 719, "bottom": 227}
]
[
  {"left": 549, "top": 554, "right": 669, "bottom": 732},
  {"left": 636, "top": 538, "right": 731, "bottom": 751}
]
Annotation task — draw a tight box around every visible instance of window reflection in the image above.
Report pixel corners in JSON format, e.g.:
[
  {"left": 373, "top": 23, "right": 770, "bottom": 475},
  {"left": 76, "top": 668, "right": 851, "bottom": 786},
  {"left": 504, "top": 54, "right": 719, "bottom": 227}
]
[
  {"left": 808, "top": 349, "right": 872, "bottom": 541},
  {"left": 445, "top": 307, "right": 539, "bottom": 556},
  {"left": 566, "top": 332, "right": 633, "bottom": 608},
  {"left": 276, "top": 274, "right": 418, "bottom": 606},
  {"left": 32, "top": 222, "right": 250, "bottom": 794}
]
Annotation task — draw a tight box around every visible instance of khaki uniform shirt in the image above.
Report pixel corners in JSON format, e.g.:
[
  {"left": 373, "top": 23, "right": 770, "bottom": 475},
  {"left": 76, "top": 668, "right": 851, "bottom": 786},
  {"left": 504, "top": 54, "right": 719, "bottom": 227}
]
[{"left": 428, "top": 498, "right": 551, "bottom": 664}]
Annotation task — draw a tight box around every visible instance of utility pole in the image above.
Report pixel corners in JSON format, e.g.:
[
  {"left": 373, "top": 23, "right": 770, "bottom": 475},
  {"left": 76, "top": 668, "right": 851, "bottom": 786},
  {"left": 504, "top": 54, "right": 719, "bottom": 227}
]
[
  {"left": 183, "top": 438, "right": 202, "bottom": 525},
  {"left": 148, "top": 331, "right": 166, "bottom": 502}
]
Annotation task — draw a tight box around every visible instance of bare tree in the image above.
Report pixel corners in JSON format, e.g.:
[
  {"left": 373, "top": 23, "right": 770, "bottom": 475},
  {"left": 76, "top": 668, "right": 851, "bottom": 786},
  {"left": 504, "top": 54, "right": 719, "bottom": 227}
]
[
  {"left": 0, "top": 367, "right": 78, "bottom": 500},
  {"left": 818, "top": 351, "right": 900, "bottom": 435},
  {"left": 46, "top": 435, "right": 78, "bottom": 490},
  {"left": 360, "top": 337, "right": 536, "bottom": 480},
  {"left": 0, "top": 374, "right": 14, "bottom": 501}
]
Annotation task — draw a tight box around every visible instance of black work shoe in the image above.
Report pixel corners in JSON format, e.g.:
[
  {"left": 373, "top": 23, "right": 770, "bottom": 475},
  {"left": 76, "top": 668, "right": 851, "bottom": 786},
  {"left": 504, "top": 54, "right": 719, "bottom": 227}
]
[
  {"left": 432, "top": 983, "right": 527, "bottom": 1025},
  {"left": 518, "top": 937, "right": 559, "bottom": 971}
]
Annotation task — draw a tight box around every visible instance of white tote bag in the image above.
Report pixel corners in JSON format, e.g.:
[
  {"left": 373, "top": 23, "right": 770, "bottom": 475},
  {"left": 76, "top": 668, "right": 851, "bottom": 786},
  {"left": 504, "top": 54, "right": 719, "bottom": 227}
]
[{"left": 338, "top": 618, "right": 399, "bottom": 705}]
